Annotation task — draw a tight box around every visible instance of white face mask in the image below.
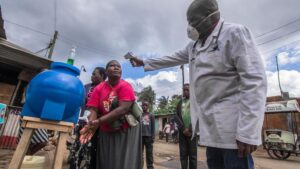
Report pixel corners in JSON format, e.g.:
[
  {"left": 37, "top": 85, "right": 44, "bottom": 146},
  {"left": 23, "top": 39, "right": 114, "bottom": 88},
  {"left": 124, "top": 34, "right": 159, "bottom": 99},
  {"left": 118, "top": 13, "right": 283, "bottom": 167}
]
[
  {"left": 187, "top": 25, "right": 199, "bottom": 41},
  {"left": 187, "top": 11, "right": 220, "bottom": 41}
]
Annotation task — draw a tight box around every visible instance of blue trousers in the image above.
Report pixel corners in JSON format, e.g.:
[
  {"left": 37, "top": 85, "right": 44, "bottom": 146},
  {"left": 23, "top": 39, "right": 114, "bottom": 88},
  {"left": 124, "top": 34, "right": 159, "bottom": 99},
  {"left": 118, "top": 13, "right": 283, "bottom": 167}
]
[{"left": 206, "top": 147, "right": 254, "bottom": 169}]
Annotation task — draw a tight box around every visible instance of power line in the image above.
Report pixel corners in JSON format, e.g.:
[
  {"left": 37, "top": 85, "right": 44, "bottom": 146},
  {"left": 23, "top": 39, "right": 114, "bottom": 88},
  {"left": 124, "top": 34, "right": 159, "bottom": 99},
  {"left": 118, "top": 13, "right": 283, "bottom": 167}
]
[
  {"left": 57, "top": 35, "right": 119, "bottom": 56},
  {"left": 54, "top": 0, "right": 57, "bottom": 31},
  {"left": 256, "top": 17, "right": 300, "bottom": 38},
  {"left": 4, "top": 19, "right": 52, "bottom": 37},
  {"left": 4, "top": 18, "right": 120, "bottom": 57},
  {"left": 57, "top": 37, "right": 120, "bottom": 57},
  {"left": 47, "top": 30, "right": 58, "bottom": 59},
  {"left": 4, "top": 18, "right": 300, "bottom": 58},
  {"left": 44, "top": 48, "right": 49, "bottom": 57},
  {"left": 35, "top": 46, "right": 50, "bottom": 54},
  {"left": 260, "top": 38, "right": 300, "bottom": 54},
  {"left": 257, "top": 27, "right": 300, "bottom": 46}
]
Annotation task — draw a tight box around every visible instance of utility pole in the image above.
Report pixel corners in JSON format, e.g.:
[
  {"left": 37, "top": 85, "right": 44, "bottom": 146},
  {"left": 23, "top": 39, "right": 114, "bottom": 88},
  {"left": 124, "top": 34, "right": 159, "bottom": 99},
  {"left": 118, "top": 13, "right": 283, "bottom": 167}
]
[
  {"left": 180, "top": 65, "right": 185, "bottom": 88},
  {"left": 47, "top": 30, "right": 58, "bottom": 59},
  {"left": 276, "top": 55, "right": 292, "bottom": 132}
]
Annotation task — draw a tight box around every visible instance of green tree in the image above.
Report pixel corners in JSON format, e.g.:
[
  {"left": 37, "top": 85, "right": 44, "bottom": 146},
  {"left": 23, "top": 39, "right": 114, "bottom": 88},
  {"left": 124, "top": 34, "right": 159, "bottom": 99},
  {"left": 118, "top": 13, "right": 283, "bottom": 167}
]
[
  {"left": 157, "top": 96, "right": 168, "bottom": 110},
  {"left": 154, "top": 96, "right": 169, "bottom": 115},
  {"left": 168, "top": 94, "right": 181, "bottom": 114},
  {"left": 155, "top": 95, "right": 181, "bottom": 115},
  {"left": 137, "top": 86, "right": 156, "bottom": 111}
]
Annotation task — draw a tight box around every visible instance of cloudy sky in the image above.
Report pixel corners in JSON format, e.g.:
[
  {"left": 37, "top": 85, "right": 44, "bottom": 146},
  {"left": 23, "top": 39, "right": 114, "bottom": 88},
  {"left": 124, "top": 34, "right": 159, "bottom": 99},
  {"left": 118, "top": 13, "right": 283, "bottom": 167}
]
[{"left": 2, "top": 0, "right": 300, "bottom": 99}]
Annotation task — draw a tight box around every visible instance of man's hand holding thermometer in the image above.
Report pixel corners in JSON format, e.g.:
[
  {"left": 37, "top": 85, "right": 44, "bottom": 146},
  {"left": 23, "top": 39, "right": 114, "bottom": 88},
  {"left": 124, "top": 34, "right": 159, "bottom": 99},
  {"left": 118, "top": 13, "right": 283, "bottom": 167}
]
[{"left": 124, "top": 52, "right": 144, "bottom": 67}]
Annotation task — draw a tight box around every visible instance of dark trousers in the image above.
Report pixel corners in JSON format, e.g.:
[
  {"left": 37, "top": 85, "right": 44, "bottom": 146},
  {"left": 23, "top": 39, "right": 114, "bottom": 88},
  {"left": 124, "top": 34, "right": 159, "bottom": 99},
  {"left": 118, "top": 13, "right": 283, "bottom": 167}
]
[
  {"left": 142, "top": 136, "right": 154, "bottom": 169},
  {"left": 165, "top": 133, "right": 169, "bottom": 142},
  {"left": 89, "top": 129, "right": 98, "bottom": 169},
  {"left": 179, "top": 132, "right": 197, "bottom": 169},
  {"left": 206, "top": 147, "right": 254, "bottom": 169}
]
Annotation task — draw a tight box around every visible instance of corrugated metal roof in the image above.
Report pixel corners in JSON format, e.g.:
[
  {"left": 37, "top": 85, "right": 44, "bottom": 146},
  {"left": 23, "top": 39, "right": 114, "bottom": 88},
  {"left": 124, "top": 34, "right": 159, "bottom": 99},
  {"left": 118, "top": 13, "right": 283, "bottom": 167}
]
[{"left": 0, "top": 38, "right": 52, "bottom": 70}]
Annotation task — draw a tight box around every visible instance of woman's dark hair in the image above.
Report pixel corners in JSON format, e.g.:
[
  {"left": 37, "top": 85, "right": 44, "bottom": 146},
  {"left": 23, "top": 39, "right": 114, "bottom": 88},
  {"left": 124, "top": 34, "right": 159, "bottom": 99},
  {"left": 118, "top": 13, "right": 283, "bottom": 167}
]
[
  {"left": 105, "top": 60, "right": 119, "bottom": 70},
  {"left": 94, "top": 67, "right": 107, "bottom": 80}
]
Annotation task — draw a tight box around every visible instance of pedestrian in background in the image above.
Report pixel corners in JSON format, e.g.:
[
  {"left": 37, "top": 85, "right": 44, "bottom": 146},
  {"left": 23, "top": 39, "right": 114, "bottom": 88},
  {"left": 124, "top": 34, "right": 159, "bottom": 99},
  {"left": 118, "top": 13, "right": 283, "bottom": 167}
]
[
  {"left": 175, "top": 83, "right": 197, "bottom": 169},
  {"left": 141, "top": 101, "right": 155, "bottom": 169},
  {"left": 163, "top": 122, "right": 171, "bottom": 143}
]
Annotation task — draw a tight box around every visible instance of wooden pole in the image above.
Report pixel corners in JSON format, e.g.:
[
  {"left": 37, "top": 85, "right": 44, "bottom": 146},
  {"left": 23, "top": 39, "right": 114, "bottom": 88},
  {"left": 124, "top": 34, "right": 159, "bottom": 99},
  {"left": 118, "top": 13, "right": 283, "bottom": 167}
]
[
  {"left": 10, "top": 79, "right": 22, "bottom": 105},
  {"left": 47, "top": 30, "right": 58, "bottom": 59},
  {"left": 7, "top": 128, "right": 34, "bottom": 169},
  {"left": 180, "top": 65, "right": 185, "bottom": 88}
]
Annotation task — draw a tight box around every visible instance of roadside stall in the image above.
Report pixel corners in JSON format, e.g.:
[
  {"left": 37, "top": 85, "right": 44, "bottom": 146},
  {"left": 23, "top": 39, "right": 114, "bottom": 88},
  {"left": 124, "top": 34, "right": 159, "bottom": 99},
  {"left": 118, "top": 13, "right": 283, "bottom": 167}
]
[{"left": 263, "top": 99, "right": 300, "bottom": 160}]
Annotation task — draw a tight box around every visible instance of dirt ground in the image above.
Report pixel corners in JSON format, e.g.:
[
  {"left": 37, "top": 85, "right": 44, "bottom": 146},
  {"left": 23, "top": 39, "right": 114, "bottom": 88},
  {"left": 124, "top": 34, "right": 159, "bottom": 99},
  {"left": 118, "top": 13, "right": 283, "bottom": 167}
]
[
  {"left": 1, "top": 139, "right": 300, "bottom": 169},
  {"left": 151, "top": 140, "right": 300, "bottom": 169}
]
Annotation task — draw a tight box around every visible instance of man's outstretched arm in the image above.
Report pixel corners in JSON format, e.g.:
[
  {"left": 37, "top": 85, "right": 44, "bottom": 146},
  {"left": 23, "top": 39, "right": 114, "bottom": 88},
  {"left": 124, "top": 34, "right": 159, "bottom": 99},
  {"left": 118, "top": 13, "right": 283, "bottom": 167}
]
[{"left": 129, "top": 42, "right": 192, "bottom": 71}]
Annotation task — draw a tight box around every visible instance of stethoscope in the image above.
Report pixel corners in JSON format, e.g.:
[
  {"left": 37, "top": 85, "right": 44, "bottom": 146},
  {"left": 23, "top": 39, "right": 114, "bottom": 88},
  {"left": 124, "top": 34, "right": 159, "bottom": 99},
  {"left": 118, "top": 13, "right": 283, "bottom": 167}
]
[{"left": 190, "top": 21, "right": 224, "bottom": 62}]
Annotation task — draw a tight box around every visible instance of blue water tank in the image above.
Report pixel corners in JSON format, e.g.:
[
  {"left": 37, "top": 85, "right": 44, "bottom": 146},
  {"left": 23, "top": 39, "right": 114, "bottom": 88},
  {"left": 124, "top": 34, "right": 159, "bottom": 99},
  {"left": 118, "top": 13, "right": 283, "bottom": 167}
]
[{"left": 21, "top": 62, "right": 85, "bottom": 123}]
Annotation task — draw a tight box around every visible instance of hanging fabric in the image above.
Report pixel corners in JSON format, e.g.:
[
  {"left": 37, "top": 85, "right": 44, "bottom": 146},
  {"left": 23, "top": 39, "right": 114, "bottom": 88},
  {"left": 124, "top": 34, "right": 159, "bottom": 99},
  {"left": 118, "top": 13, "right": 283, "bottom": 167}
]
[{"left": 0, "top": 109, "right": 21, "bottom": 149}]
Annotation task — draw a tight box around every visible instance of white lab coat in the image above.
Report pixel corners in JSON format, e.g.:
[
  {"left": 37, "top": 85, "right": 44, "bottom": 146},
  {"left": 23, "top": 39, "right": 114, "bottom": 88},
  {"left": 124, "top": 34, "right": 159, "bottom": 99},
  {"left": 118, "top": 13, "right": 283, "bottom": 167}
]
[{"left": 144, "top": 19, "right": 267, "bottom": 149}]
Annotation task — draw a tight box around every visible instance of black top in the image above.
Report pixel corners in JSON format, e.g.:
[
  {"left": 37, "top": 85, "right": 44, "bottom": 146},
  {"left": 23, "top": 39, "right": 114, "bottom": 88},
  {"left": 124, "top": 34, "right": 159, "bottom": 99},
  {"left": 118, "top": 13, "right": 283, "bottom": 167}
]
[{"left": 141, "top": 112, "right": 155, "bottom": 137}]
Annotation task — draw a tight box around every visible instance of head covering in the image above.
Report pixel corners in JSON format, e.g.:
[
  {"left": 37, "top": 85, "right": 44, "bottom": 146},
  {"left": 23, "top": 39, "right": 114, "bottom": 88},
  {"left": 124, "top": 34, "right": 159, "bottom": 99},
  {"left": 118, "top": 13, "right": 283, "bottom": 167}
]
[{"left": 186, "top": 0, "right": 220, "bottom": 38}]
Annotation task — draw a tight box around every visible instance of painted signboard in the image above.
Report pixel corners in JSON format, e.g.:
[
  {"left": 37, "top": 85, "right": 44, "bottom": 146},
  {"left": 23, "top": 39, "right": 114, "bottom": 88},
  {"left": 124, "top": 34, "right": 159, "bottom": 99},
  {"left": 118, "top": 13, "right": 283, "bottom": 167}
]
[
  {"left": 0, "top": 103, "right": 6, "bottom": 124},
  {"left": 265, "top": 100, "right": 300, "bottom": 113}
]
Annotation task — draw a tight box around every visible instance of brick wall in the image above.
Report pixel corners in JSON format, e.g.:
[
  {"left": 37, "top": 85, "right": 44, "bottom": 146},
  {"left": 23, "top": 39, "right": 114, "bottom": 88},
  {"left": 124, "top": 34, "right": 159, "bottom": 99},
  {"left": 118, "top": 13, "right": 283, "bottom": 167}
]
[
  {"left": 0, "top": 83, "right": 15, "bottom": 105},
  {"left": 263, "top": 96, "right": 300, "bottom": 135}
]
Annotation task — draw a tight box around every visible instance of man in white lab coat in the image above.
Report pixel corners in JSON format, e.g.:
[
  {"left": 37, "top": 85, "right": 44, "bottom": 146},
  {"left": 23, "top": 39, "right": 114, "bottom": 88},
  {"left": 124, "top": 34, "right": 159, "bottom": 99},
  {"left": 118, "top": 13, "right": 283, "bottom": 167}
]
[{"left": 129, "top": 0, "right": 267, "bottom": 168}]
